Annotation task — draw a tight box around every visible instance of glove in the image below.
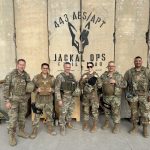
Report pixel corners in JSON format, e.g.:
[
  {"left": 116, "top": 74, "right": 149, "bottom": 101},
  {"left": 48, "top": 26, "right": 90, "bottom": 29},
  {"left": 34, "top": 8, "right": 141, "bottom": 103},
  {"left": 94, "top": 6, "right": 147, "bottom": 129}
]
[{"left": 31, "top": 103, "right": 43, "bottom": 114}]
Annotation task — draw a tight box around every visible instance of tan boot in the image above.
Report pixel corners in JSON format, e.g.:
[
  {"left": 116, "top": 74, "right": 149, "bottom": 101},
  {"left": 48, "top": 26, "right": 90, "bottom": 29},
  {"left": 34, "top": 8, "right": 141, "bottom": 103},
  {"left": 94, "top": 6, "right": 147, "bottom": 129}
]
[
  {"left": 82, "top": 121, "right": 89, "bottom": 131},
  {"left": 90, "top": 120, "right": 97, "bottom": 133},
  {"left": 112, "top": 123, "right": 120, "bottom": 134},
  {"left": 47, "top": 125, "right": 57, "bottom": 136},
  {"left": 143, "top": 124, "right": 149, "bottom": 138},
  {"left": 102, "top": 119, "right": 110, "bottom": 130},
  {"left": 18, "top": 128, "right": 29, "bottom": 138},
  {"left": 9, "top": 131, "right": 17, "bottom": 146},
  {"left": 66, "top": 122, "right": 73, "bottom": 129},
  {"left": 60, "top": 125, "right": 66, "bottom": 136},
  {"left": 30, "top": 127, "right": 38, "bottom": 139},
  {"left": 129, "top": 122, "right": 137, "bottom": 134}
]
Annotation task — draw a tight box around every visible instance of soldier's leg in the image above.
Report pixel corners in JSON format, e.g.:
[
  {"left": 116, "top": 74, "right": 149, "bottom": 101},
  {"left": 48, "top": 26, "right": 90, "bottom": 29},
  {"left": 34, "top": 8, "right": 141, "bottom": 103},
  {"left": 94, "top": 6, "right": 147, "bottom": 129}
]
[
  {"left": 30, "top": 103, "right": 43, "bottom": 139},
  {"left": 82, "top": 95, "right": 90, "bottom": 131},
  {"left": 90, "top": 97, "right": 99, "bottom": 133},
  {"left": 7, "top": 101, "right": 18, "bottom": 146},
  {"left": 66, "top": 97, "right": 75, "bottom": 128},
  {"left": 102, "top": 97, "right": 111, "bottom": 130},
  {"left": 128, "top": 101, "right": 138, "bottom": 134},
  {"left": 111, "top": 96, "right": 121, "bottom": 134},
  {"left": 59, "top": 96, "right": 68, "bottom": 136},
  {"left": 18, "top": 101, "right": 29, "bottom": 138},
  {"left": 45, "top": 102, "right": 57, "bottom": 136},
  {"left": 139, "top": 96, "right": 150, "bottom": 138}
]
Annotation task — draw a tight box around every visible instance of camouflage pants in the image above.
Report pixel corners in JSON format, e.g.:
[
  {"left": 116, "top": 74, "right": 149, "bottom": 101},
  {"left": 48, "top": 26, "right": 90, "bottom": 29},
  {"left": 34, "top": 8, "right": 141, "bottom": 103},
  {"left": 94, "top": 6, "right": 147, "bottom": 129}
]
[
  {"left": 59, "top": 94, "right": 75, "bottom": 126},
  {"left": 129, "top": 95, "right": 150, "bottom": 125},
  {"left": 32, "top": 95, "right": 54, "bottom": 128},
  {"left": 82, "top": 93, "right": 99, "bottom": 121},
  {"left": 8, "top": 97, "right": 27, "bottom": 133},
  {"left": 103, "top": 95, "right": 121, "bottom": 124}
]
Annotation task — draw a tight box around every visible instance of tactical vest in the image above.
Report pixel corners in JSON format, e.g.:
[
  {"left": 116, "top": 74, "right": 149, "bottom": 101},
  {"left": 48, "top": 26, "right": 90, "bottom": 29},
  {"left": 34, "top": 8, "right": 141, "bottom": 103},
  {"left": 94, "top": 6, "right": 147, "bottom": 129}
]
[
  {"left": 102, "top": 82, "right": 115, "bottom": 96},
  {"left": 129, "top": 67, "right": 149, "bottom": 95},
  {"left": 60, "top": 73, "right": 76, "bottom": 92},
  {"left": 36, "top": 74, "right": 53, "bottom": 95},
  {"left": 11, "top": 71, "right": 27, "bottom": 96}
]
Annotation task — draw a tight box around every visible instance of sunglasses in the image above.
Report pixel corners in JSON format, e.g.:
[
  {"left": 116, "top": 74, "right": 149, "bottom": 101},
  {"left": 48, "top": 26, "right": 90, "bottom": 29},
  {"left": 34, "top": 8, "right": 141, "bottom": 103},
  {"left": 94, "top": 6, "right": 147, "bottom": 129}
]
[{"left": 87, "top": 66, "right": 93, "bottom": 68}]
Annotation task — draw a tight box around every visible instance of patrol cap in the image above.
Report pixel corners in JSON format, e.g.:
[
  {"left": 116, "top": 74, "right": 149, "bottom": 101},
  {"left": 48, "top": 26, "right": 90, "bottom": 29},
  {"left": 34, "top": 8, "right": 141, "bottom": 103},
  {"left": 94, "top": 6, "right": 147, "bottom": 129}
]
[{"left": 26, "top": 82, "right": 35, "bottom": 93}]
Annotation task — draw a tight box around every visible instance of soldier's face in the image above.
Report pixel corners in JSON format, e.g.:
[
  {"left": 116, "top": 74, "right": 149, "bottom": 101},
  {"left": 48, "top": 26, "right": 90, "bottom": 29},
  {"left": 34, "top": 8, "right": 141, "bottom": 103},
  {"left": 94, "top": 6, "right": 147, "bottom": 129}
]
[
  {"left": 64, "top": 64, "right": 71, "bottom": 73},
  {"left": 17, "top": 61, "right": 26, "bottom": 72},
  {"left": 41, "top": 65, "right": 49, "bottom": 74},
  {"left": 108, "top": 63, "right": 115, "bottom": 72},
  {"left": 134, "top": 58, "right": 142, "bottom": 68}
]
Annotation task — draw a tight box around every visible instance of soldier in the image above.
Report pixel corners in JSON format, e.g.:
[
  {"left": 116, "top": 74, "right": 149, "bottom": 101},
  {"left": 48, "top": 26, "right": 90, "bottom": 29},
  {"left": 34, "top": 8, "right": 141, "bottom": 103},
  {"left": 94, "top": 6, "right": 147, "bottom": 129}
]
[
  {"left": 124, "top": 56, "right": 150, "bottom": 138},
  {"left": 30, "top": 63, "right": 57, "bottom": 139},
  {"left": 100, "top": 61, "right": 126, "bottom": 134},
  {"left": 4, "top": 59, "right": 32, "bottom": 146},
  {"left": 55, "top": 62, "right": 77, "bottom": 136},
  {"left": 79, "top": 62, "right": 101, "bottom": 133}
]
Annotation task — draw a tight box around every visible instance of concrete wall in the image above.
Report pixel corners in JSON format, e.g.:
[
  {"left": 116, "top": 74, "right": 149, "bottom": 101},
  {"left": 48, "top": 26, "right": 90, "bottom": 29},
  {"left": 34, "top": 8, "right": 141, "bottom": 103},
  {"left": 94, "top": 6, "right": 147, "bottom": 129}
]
[{"left": 0, "top": 0, "right": 149, "bottom": 118}]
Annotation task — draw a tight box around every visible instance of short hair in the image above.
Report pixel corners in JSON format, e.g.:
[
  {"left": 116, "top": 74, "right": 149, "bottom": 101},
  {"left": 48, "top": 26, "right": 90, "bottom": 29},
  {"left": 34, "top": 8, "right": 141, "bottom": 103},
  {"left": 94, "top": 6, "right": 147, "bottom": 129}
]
[
  {"left": 17, "top": 59, "right": 26, "bottom": 64},
  {"left": 134, "top": 56, "right": 142, "bottom": 60},
  {"left": 108, "top": 61, "right": 115, "bottom": 65},
  {"left": 64, "top": 62, "right": 71, "bottom": 65},
  {"left": 87, "top": 62, "right": 94, "bottom": 67},
  {"left": 41, "top": 63, "right": 49, "bottom": 68}
]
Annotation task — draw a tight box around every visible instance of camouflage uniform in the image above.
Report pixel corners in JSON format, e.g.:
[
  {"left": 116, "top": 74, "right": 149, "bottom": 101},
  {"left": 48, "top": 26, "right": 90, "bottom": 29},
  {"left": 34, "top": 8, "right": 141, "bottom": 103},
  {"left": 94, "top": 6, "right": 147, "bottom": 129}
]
[
  {"left": 100, "top": 71, "right": 126, "bottom": 127},
  {"left": 3, "top": 69, "right": 31, "bottom": 135},
  {"left": 124, "top": 66, "right": 150, "bottom": 136},
  {"left": 79, "top": 71, "right": 101, "bottom": 132},
  {"left": 32, "top": 73, "right": 55, "bottom": 129},
  {"left": 55, "top": 72, "right": 77, "bottom": 128}
]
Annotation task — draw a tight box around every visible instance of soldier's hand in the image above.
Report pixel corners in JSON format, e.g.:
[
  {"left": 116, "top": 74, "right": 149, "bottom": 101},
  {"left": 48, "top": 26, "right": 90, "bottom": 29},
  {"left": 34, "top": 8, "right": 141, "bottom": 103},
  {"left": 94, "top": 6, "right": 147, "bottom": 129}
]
[
  {"left": 109, "top": 79, "right": 116, "bottom": 84},
  {"left": 5, "top": 101, "right": 11, "bottom": 109},
  {"left": 148, "top": 96, "right": 150, "bottom": 102},
  {"left": 58, "top": 100, "right": 63, "bottom": 107},
  {"left": 48, "top": 87, "right": 52, "bottom": 93},
  {"left": 83, "top": 75, "right": 87, "bottom": 79},
  {"left": 36, "top": 87, "right": 42, "bottom": 93}
]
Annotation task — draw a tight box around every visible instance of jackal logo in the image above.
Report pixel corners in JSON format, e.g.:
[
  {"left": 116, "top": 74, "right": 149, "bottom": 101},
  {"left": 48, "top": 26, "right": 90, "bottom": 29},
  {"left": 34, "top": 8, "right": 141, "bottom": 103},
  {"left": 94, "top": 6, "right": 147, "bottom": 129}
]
[{"left": 68, "top": 22, "right": 90, "bottom": 54}]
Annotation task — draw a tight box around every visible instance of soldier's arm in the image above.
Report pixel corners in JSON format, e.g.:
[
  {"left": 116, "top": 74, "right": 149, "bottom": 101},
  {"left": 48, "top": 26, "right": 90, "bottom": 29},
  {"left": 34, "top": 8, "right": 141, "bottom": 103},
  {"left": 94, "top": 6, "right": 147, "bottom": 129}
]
[
  {"left": 79, "top": 73, "right": 88, "bottom": 89},
  {"left": 55, "top": 75, "right": 62, "bottom": 102},
  {"left": 50, "top": 76, "right": 55, "bottom": 93},
  {"left": 3, "top": 74, "right": 11, "bottom": 102}
]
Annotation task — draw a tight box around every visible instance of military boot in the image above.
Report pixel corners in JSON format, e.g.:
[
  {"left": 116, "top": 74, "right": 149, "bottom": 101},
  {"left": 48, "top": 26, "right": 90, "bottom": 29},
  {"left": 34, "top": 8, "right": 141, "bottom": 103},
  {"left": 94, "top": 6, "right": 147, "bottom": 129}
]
[
  {"left": 18, "top": 128, "right": 29, "bottom": 138},
  {"left": 82, "top": 121, "right": 89, "bottom": 131},
  {"left": 60, "top": 125, "right": 66, "bottom": 136},
  {"left": 90, "top": 120, "right": 97, "bottom": 133},
  {"left": 129, "top": 122, "right": 137, "bottom": 134},
  {"left": 112, "top": 123, "right": 120, "bottom": 134},
  {"left": 102, "top": 119, "right": 110, "bottom": 130},
  {"left": 66, "top": 122, "right": 73, "bottom": 129},
  {"left": 143, "top": 124, "right": 149, "bottom": 138},
  {"left": 30, "top": 127, "right": 38, "bottom": 139},
  {"left": 8, "top": 129, "right": 17, "bottom": 146},
  {"left": 47, "top": 125, "right": 57, "bottom": 136}
]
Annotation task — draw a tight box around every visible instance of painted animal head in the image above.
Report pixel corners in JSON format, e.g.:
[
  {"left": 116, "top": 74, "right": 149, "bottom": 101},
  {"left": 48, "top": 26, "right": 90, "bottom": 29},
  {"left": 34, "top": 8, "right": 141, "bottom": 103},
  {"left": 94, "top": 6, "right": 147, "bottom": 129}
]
[{"left": 68, "top": 22, "right": 90, "bottom": 54}]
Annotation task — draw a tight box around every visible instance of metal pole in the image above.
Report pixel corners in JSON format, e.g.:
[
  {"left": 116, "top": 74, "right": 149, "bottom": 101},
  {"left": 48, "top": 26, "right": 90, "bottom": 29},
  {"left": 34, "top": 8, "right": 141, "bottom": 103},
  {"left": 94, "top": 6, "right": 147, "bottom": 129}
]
[{"left": 12, "top": 0, "right": 17, "bottom": 65}]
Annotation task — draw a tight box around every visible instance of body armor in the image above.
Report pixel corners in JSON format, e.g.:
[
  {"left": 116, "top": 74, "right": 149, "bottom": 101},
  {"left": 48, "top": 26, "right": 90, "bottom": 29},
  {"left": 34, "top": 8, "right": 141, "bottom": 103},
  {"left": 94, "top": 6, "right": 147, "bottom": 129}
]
[
  {"left": 36, "top": 74, "right": 52, "bottom": 96},
  {"left": 60, "top": 73, "right": 77, "bottom": 92},
  {"left": 102, "top": 81, "right": 115, "bottom": 96}
]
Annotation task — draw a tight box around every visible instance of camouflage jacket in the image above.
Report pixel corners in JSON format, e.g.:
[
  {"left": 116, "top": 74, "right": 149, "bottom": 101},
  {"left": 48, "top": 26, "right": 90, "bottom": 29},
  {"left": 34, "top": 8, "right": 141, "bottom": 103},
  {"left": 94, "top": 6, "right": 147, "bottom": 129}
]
[
  {"left": 100, "top": 71, "right": 126, "bottom": 96},
  {"left": 55, "top": 72, "right": 76, "bottom": 101},
  {"left": 124, "top": 66, "right": 150, "bottom": 96},
  {"left": 32, "top": 73, "right": 55, "bottom": 94},
  {"left": 79, "top": 71, "right": 101, "bottom": 94},
  {"left": 3, "top": 69, "right": 31, "bottom": 100}
]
